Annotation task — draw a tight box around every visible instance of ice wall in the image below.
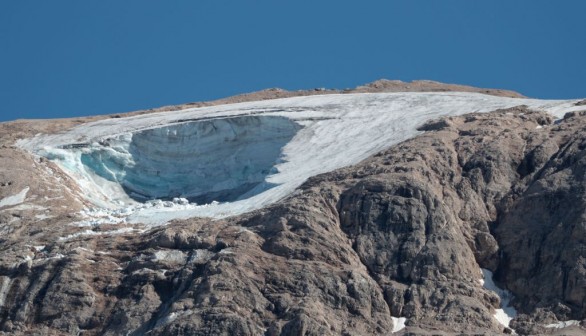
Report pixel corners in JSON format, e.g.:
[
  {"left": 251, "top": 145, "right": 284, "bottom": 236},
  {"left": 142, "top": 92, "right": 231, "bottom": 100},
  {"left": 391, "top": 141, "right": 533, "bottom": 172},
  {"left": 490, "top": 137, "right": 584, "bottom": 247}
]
[{"left": 80, "top": 115, "right": 300, "bottom": 204}]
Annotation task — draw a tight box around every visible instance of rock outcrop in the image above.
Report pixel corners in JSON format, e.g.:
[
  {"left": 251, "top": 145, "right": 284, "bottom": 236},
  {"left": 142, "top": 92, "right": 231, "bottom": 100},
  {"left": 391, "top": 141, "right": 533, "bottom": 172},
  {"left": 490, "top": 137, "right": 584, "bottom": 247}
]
[{"left": 1, "top": 83, "right": 586, "bottom": 335}]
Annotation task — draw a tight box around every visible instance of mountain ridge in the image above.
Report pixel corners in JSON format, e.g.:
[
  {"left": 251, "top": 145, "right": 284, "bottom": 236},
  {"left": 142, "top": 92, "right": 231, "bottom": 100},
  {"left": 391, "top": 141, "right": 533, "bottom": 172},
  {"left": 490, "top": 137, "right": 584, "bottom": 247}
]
[{"left": 0, "top": 81, "right": 585, "bottom": 335}]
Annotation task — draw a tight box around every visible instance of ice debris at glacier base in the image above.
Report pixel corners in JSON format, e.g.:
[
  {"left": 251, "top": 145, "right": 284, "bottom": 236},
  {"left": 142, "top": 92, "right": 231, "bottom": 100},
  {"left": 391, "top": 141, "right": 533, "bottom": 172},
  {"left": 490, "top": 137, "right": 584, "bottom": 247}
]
[
  {"left": 73, "top": 198, "right": 209, "bottom": 228},
  {"left": 16, "top": 92, "right": 585, "bottom": 225}
]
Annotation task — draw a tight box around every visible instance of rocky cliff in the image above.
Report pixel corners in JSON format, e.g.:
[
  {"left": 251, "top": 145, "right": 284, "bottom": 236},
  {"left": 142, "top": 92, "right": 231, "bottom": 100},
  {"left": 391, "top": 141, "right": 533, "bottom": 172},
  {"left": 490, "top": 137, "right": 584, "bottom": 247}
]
[{"left": 1, "top": 82, "right": 586, "bottom": 335}]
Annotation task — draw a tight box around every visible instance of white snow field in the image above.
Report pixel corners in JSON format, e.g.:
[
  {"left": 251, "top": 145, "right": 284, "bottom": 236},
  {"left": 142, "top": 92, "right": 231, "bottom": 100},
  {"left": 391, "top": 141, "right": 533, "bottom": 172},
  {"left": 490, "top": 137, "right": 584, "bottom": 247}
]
[{"left": 17, "top": 92, "right": 584, "bottom": 225}]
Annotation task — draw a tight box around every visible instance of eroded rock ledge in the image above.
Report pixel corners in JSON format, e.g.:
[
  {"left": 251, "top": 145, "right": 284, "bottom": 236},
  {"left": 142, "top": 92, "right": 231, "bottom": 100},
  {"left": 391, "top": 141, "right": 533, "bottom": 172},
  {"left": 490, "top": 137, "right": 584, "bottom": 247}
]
[{"left": 2, "top": 107, "right": 586, "bottom": 335}]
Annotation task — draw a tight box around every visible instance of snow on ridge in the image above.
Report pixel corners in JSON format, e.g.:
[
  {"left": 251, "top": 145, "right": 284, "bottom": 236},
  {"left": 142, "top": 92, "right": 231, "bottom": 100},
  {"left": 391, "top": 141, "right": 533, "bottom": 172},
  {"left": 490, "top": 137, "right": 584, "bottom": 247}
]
[{"left": 15, "top": 92, "right": 585, "bottom": 225}]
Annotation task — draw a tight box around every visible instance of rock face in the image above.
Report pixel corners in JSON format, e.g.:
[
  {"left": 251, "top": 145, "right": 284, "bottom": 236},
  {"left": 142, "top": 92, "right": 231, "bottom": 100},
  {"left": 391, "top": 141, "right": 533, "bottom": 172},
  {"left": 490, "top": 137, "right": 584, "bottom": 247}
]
[{"left": 1, "top": 83, "right": 586, "bottom": 335}]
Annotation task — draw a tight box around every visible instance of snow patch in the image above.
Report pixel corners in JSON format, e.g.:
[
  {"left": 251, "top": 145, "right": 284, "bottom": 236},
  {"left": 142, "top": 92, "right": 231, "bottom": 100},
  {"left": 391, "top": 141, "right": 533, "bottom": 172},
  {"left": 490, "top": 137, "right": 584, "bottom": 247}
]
[
  {"left": 40, "top": 253, "right": 65, "bottom": 261},
  {"left": 0, "top": 187, "right": 29, "bottom": 208},
  {"left": 545, "top": 320, "right": 581, "bottom": 329},
  {"left": 218, "top": 248, "right": 234, "bottom": 255},
  {"left": 391, "top": 316, "right": 407, "bottom": 333},
  {"left": 152, "top": 250, "right": 186, "bottom": 264},
  {"left": 154, "top": 310, "right": 194, "bottom": 328},
  {"left": 58, "top": 227, "right": 138, "bottom": 241},
  {"left": 3, "top": 203, "right": 47, "bottom": 212},
  {"left": 74, "top": 247, "right": 94, "bottom": 253},
  {"left": 0, "top": 276, "right": 12, "bottom": 308},
  {"left": 480, "top": 268, "right": 517, "bottom": 329},
  {"left": 35, "top": 214, "right": 53, "bottom": 220}
]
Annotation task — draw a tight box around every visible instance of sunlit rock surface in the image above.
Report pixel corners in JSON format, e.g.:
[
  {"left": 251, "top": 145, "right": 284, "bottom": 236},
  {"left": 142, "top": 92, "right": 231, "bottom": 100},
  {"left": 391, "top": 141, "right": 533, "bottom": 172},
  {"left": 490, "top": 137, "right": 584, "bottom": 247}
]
[{"left": 2, "top": 82, "right": 586, "bottom": 335}]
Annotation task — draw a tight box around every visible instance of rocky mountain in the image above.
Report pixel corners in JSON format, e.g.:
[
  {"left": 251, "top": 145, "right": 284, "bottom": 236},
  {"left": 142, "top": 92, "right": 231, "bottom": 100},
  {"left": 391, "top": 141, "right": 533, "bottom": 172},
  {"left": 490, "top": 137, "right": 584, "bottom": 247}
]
[{"left": 1, "top": 80, "right": 586, "bottom": 335}]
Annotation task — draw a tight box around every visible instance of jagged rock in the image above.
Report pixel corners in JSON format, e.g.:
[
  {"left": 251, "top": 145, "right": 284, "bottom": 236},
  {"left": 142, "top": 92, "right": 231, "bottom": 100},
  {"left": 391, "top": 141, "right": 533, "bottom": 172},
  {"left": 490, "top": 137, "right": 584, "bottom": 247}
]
[{"left": 1, "top": 84, "right": 586, "bottom": 335}]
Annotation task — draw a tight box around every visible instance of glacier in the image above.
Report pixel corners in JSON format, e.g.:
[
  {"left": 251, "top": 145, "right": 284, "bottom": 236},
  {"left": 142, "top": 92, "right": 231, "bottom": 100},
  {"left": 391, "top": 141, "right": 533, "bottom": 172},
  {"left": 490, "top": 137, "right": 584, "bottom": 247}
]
[
  {"left": 78, "top": 115, "right": 299, "bottom": 204},
  {"left": 17, "top": 92, "right": 584, "bottom": 225}
]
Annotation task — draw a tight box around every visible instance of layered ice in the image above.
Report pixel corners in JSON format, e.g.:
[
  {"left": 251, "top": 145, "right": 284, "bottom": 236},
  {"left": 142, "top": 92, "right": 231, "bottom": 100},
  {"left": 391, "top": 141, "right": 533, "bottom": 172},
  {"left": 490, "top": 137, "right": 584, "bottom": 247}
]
[
  {"left": 79, "top": 115, "right": 299, "bottom": 204},
  {"left": 17, "top": 92, "right": 585, "bottom": 224}
]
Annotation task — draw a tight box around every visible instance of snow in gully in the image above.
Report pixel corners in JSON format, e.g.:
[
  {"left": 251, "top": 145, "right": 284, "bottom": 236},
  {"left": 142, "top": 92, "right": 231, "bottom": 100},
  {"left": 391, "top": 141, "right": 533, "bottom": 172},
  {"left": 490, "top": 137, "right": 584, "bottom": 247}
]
[{"left": 17, "top": 92, "right": 583, "bottom": 225}]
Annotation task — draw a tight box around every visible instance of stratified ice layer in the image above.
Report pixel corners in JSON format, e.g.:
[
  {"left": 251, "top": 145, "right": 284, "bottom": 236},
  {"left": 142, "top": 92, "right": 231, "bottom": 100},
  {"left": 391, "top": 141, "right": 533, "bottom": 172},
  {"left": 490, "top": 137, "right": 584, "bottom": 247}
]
[{"left": 79, "top": 115, "right": 299, "bottom": 204}]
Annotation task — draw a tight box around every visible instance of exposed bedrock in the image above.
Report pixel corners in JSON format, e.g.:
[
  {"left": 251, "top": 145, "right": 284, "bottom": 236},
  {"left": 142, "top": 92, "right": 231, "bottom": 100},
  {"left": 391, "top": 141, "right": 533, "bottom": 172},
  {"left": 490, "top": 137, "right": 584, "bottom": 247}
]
[
  {"left": 328, "top": 108, "right": 586, "bottom": 334},
  {"left": 81, "top": 115, "right": 300, "bottom": 203},
  {"left": 4, "top": 108, "right": 586, "bottom": 335}
]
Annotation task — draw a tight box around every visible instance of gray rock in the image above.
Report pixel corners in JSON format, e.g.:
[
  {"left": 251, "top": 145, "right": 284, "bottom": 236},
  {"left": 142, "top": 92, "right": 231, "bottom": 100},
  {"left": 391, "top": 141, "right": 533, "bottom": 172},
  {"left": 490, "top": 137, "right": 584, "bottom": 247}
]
[{"left": 2, "top": 87, "right": 586, "bottom": 335}]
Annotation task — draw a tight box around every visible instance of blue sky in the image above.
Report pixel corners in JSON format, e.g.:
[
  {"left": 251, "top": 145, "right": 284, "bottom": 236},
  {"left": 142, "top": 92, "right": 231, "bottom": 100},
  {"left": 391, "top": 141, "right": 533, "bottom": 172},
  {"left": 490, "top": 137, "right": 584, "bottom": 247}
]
[{"left": 1, "top": 1, "right": 585, "bottom": 122}]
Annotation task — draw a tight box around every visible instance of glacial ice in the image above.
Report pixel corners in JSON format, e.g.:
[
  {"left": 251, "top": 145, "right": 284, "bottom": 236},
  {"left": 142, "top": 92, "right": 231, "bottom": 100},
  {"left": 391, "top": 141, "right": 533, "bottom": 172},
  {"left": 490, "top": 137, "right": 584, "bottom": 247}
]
[
  {"left": 78, "top": 115, "right": 299, "bottom": 204},
  {"left": 17, "top": 92, "right": 585, "bottom": 225}
]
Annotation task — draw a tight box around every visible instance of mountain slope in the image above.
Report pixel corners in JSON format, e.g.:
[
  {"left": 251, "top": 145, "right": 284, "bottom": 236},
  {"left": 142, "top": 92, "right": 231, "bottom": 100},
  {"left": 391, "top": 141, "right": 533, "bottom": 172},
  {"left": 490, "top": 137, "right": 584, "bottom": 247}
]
[
  {"left": 1, "top": 82, "right": 585, "bottom": 335},
  {"left": 14, "top": 91, "right": 581, "bottom": 224}
]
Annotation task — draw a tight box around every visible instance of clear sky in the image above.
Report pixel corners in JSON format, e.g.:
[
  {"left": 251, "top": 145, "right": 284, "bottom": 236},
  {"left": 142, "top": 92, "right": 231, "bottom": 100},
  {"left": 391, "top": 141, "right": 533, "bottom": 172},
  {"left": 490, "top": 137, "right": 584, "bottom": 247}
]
[{"left": 1, "top": 1, "right": 585, "bottom": 122}]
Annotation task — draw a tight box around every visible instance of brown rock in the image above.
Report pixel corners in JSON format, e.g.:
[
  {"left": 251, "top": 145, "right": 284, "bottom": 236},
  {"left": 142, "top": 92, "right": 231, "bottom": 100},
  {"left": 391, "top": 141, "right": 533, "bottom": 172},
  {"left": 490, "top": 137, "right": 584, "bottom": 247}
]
[{"left": 2, "top": 84, "right": 586, "bottom": 335}]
